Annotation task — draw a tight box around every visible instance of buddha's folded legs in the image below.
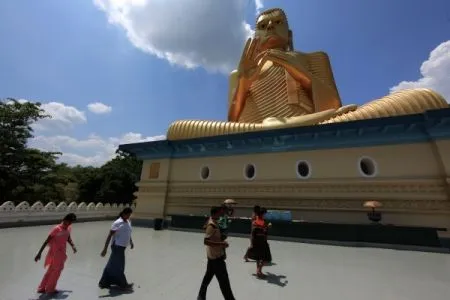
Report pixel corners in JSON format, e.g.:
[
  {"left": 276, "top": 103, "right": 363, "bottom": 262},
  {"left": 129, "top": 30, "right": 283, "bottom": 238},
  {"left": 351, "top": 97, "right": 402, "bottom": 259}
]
[
  {"left": 167, "top": 120, "right": 264, "bottom": 141},
  {"left": 167, "top": 109, "right": 342, "bottom": 141},
  {"left": 166, "top": 89, "right": 448, "bottom": 141},
  {"left": 322, "top": 88, "right": 448, "bottom": 124}
]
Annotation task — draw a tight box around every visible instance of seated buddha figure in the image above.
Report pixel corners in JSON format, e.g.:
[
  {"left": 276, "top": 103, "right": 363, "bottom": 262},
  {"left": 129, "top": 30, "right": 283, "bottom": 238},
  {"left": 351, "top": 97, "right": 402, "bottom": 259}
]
[{"left": 167, "top": 8, "right": 448, "bottom": 141}]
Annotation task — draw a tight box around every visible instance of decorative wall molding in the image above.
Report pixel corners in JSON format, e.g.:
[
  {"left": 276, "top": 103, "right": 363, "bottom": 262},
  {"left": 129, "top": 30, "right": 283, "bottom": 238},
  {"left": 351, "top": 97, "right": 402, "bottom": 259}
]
[
  {"left": 137, "top": 178, "right": 446, "bottom": 187},
  {"left": 135, "top": 183, "right": 168, "bottom": 195},
  {"left": 166, "top": 197, "right": 450, "bottom": 213},
  {"left": 119, "top": 108, "right": 450, "bottom": 160},
  {"left": 0, "top": 201, "right": 135, "bottom": 224},
  {"left": 135, "top": 189, "right": 167, "bottom": 196},
  {"left": 149, "top": 179, "right": 447, "bottom": 200},
  {"left": 135, "top": 179, "right": 450, "bottom": 213}
]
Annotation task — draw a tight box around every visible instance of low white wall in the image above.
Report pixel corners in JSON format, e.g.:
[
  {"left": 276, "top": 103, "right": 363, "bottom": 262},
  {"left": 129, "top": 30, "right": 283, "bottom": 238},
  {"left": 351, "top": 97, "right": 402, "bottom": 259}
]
[{"left": 0, "top": 201, "right": 133, "bottom": 224}]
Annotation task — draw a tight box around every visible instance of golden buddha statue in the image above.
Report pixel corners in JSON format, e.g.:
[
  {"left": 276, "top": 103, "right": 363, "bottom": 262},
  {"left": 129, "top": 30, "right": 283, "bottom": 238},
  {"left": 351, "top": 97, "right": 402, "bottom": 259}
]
[{"left": 167, "top": 8, "right": 448, "bottom": 141}]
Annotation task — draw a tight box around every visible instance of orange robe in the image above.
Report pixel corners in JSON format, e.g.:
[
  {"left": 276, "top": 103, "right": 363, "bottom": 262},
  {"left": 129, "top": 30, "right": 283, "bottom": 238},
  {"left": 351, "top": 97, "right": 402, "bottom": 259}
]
[{"left": 37, "top": 224, "right": 71, "bottom": 293}]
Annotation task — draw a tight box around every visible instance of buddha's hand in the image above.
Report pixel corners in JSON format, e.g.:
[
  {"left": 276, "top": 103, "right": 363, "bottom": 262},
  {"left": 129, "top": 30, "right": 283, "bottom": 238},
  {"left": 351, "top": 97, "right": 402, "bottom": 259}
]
[
  {"left": 237, "top": 38, "right": 263, "bottom": 88},
  {"left": 262, "top": 109, "right": 339, "bottom": 128},
  {"left": 256, "top": 49, "right": 296, "bottom": 68}
]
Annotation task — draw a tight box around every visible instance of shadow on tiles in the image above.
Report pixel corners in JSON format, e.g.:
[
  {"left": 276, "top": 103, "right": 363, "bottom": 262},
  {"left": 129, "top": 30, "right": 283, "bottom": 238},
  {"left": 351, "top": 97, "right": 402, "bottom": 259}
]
[
  {"left": 253, "top": 272, "right": 288, "bottom": 287},
  {"left": 31, "top": 290, "right": 72, "bottom": 300},
  {"left": 98, "top": 287, "right": 135, "bottom": 298}
]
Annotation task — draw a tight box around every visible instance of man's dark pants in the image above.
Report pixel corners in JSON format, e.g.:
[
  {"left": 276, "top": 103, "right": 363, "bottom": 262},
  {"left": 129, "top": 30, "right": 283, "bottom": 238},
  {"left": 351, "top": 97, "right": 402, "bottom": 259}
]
[{"left": 198, "top": 256, "right": 235, "bottom": 300}]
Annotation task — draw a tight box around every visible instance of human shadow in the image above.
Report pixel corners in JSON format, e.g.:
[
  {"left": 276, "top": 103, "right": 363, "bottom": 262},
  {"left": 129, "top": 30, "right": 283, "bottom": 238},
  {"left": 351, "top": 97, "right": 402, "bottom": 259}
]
[
  {"left": 36, "top": 290, "right": 72, "bottom": 300},
  {"left": 258, "top": 272, "right": 288, "bottom": 287},
  {"left": 98, "top": 287, "right": 135, "bottom": 298}
]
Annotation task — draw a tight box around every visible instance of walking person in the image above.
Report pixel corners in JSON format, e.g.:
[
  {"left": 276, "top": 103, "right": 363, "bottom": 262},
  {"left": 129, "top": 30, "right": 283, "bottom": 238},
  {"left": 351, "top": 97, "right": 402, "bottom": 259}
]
[
  {"left": 218, "top": 199, "right": 237, "bottom": 240},
  {"left": 198, "top": 206, "right": 236, "bottom": 300},
  {"left": 243, "top": 205, "right": 260, "bottom": 262},
  {"left": 34, "top": 213, "right": 78, "bottom": 294},
  {"left": 247, "top": 207, "right": 272, "bottom": 278},
  {"left": 99, "top": 207, "right": 134, "bottom": 290}
]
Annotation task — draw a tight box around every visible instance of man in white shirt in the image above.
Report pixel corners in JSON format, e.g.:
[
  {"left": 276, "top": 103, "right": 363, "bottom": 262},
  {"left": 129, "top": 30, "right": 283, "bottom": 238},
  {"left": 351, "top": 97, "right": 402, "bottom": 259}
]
[
  {"left": 111, "top": 216, "right": 133, "bottom": 247},
  {"left": 99, "top": 207, "right": 134, "bottom": 290}
]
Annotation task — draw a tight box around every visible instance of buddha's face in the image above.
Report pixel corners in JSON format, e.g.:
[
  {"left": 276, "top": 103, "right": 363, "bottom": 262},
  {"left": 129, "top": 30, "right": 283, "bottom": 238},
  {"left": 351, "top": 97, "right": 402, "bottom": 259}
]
[{"left": 255, "top": 9, "right": 289, "bottom": 50}]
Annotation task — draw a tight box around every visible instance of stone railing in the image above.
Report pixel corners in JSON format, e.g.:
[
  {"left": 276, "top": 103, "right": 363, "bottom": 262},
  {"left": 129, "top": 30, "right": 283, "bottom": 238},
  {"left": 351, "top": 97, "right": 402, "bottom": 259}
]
[{"left": 0, "top": 201, "right": 134, "bottom": 225}]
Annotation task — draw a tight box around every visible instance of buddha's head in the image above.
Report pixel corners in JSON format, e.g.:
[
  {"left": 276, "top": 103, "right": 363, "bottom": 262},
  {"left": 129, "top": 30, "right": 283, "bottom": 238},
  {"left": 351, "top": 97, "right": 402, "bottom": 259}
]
[{"left": 255, "top": 8, "right": 293, "bottom": 51}]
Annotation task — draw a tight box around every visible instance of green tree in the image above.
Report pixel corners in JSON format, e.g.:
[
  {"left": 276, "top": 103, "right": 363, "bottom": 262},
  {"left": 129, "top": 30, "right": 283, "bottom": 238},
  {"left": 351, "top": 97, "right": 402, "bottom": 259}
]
[
  {"left": 95, "top": 150, "right": 142, "bottom": 205},
  {"left": 1, "top": 98, "right": 143, "bottom": 206},
  {"left": 0, "top": 99, "right": 63, "bottom": 204},
  {"left": 70, "top": 165, "right": 103, "bottom": 203}
]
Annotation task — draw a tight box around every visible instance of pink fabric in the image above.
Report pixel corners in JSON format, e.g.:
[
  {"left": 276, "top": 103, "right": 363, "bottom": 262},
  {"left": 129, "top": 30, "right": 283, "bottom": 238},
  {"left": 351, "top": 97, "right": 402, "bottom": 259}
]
[
  {"left": 37, "top": 257, "right": 65, "bottom": 293},
  {"left": 38, "top": 224, "right": 70, "bottom": 293}
]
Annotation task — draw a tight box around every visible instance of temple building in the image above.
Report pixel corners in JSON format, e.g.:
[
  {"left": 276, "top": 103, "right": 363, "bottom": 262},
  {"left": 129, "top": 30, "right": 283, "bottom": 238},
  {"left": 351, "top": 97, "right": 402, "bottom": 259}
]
[{"left": 119, "top": 8, "right": 450, "bottom": 239}]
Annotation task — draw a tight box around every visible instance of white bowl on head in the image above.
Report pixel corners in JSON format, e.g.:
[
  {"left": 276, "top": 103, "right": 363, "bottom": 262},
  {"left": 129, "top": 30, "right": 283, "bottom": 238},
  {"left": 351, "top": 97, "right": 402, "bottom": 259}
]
[{"left": 223, "top": 199, "right": 237, "bottom": 205}]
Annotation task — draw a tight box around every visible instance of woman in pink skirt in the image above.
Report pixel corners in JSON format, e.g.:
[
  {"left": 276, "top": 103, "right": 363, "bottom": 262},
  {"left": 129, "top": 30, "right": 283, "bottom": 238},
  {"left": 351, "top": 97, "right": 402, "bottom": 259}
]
[{"left": 34, "top": 213, "right": 77, "bottom": 294}]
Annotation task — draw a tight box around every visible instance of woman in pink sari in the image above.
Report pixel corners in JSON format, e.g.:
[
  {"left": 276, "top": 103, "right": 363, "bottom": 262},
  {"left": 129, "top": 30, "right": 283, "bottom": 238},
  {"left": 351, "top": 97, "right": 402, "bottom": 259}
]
[{"left": 34, "top": 213, "right": 77, "bottom": 294}]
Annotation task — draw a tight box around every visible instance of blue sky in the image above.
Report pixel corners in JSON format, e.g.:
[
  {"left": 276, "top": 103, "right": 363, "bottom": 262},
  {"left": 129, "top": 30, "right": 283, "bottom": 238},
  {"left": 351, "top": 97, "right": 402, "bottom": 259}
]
[{"left": 0, "top": 0, "right": 449, "bottom": 166}]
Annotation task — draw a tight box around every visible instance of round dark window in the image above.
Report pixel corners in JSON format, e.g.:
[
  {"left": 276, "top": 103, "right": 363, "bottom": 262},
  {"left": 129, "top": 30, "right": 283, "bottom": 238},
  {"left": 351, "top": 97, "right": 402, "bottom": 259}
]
[
  {"left": 297, "top": 161, "right": 310, "bottom": 178},
  {"left": 359, "top": 157, "right": 376, "bottom": 177},
  {"left": 200, "top": 166, "right": 210, "bottom": 180},
  {"left": 244, "top": 164, "right": 256, "bottom": 180}
]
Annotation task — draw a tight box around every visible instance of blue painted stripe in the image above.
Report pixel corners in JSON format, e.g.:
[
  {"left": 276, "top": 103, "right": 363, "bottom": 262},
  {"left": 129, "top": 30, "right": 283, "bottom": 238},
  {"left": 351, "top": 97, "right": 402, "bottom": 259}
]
[{"left": 119, "top": 108, "right": 450, "bottom": 160}]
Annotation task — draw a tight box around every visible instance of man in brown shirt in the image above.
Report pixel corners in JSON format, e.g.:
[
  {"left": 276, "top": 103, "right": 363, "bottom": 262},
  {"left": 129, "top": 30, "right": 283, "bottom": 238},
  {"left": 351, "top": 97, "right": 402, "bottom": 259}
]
[{"left": 197, "top": 206, "right": 236, "bottom": 300}]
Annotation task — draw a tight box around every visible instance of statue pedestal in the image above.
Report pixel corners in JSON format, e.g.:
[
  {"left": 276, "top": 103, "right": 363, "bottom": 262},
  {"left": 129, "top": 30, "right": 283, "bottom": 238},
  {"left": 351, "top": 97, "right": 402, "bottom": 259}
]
[
  {"left": 121, "top": 108, "right": 450, "bottom": 234},
  {"left": 133, "top": 187, "right": 166, "bottom": 219},
  {"left": 132, "top": 190, "right": 167, "bottom": 229},
  {"left": 132, "top": 196, "right": 166, "bottom": 220},
  {"left": 132, "top": 159, "right": 172, "bottom": 226}
]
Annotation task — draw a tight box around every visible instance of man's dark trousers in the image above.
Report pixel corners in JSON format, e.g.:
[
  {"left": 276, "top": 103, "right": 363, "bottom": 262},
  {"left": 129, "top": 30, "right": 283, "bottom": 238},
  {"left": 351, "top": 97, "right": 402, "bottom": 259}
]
[{"left": 198, "top": 256, "right": 235, "bottom": 300}]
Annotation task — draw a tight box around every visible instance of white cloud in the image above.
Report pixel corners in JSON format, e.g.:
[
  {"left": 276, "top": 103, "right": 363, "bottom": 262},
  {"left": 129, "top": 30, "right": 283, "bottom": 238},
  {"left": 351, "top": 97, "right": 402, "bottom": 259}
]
[
  {"left": 87, "top": 102, "right": 112, "bottom": 114},
  {"left": 5, "top": 98, "right": 29, "bottom": 104},
  {"left": 32, "top": 102, "right": 87, "bottom": 131},
  {"left": 93, "top": 0, "right": 262, "bottom": 73},
  {"left": 4, "top": 99, "right": 86, "bottom": 131},
  {"left": 255, "top": 0, "right": 265, "bottom": 14},
  {"left": 11, "top": 98, "right": 163, "bottom": 166},
  {"left": 29, "top": 132, "right": 166, "bottom": 167},
  {"left": 109, "top": 132, "right": 165, "bottom": 145},
  {"left": 391, "top": 40, "right": 450, "bottom": 102}
]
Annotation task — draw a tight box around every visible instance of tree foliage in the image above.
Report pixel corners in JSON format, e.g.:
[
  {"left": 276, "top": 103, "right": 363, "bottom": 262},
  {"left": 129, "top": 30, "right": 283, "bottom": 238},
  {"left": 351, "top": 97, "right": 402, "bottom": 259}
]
[{"left": 0, "top": 99, "right": 141, "bottom": 205}]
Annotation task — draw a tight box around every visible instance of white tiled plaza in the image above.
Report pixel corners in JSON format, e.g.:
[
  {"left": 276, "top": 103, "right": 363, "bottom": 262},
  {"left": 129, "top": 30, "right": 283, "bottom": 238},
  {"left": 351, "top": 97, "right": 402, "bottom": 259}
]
[{"left": 1, "top": 221, "right": 450, "bottom": 300}]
